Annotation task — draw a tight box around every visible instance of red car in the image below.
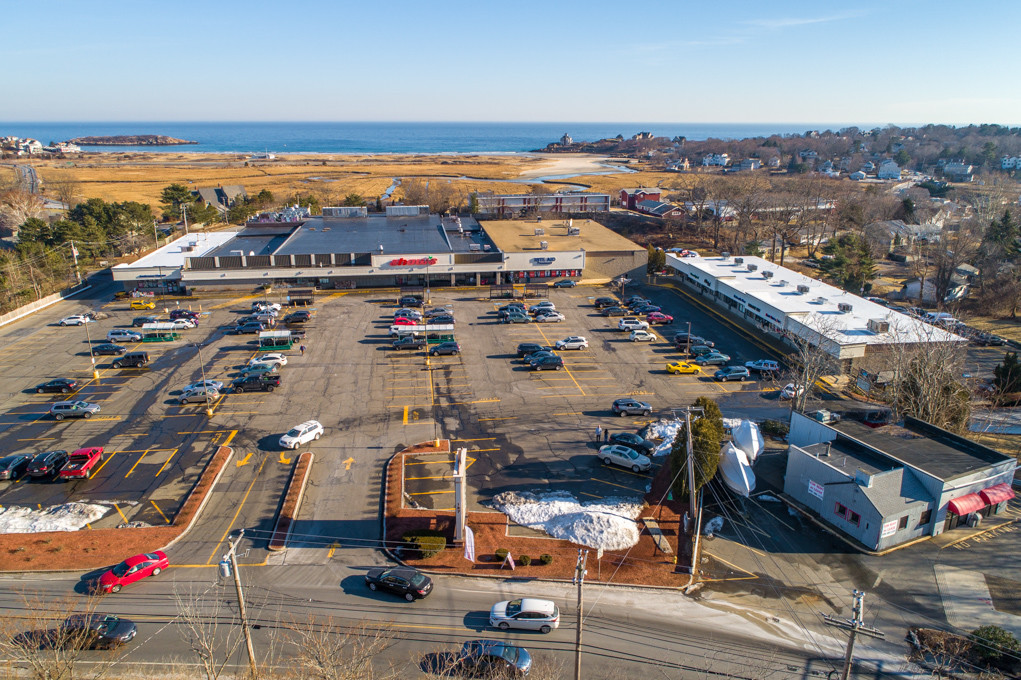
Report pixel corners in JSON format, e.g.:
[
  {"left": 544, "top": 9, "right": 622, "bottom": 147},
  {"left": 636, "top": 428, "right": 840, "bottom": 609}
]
[
  {"left": 647, "top": 312, "right": 674, "bottom": 324},
  {"left": 59, "top": 447, "right": 104, "bottom": 480},
  {"left": 392, "top": 317, "right": 417, "bottom": 326},
  {"left": 98, "top": 551, "right": 168, "bottom": 593}
]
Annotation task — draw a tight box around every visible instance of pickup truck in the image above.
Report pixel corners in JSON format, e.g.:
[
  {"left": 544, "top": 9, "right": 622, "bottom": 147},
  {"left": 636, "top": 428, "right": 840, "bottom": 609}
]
[
  {"left": 59, "top": 447, "right": 104, "bottom": 480},
  {"left": 288, "top": 329, "right": 307, "bottom": 341}
]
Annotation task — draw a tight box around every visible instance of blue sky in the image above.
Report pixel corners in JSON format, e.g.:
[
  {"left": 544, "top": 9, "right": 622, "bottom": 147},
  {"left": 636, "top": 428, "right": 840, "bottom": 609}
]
[{"left": 3, "top": 0, "right": 1019, "bottom": 124}]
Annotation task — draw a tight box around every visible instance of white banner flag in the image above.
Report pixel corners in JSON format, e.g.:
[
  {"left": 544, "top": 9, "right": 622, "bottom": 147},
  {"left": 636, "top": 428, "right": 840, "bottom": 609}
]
[
  {"left": 503, "top": 551, "right": 516, "bottom": 570},
  {"left": 463, "top": 526, "right": 476, "bottom": 563}
]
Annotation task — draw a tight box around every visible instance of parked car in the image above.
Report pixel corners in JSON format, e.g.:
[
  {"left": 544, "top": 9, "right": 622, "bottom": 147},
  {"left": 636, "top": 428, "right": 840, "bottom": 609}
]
[
  {"left": 665, "top": 361, "right": 699, "bottom": 375},
  {"left": 646, "top": 312, "right": 674, "bottom": 324},
  {"left": 503, "top": 313, "right": 532, "bottom": 324},
  {"left": 393, "top": 336, "right": 427, "bottom": 350},
  {"left": 183, "top": 380, "right": 225, "bottom": 393},
  {"left": 364, "top": 567, "right": 433, "bottom": 601},
  {"left": 552, "top": 279, "right": 576, "bottom": 288},
  {"left": 523, "top": 350, "right": 556, "bottom": 364},
  {"left": 608, "top": 432, "right": 654, "bottom": 455},
  {"left": 634, "top": 305, "right": 661, "bottom": 314},
  {"left": 534, "top": 311, "right": 565, "bottom": 323},
  {"left": 234, "top": 322, "right": 265, "bottom": 334},
  {"left": 169, "top": 309, "right": 200, "bottom": 321},
  {"left": 695, "top": 351, "right": 731, "bottom": 366},
  {"left": 231, "top": 375, "right": 280, "bottom": 393},
  {"left": 974, "top": 332, "right": 1006, "bottom": 346},
  {"left": 27, "top": 450, "right": 69, "bottom": 479},
  {"left": 35, "top": 378, "right": 79, "bottom": 394},
  {"left": 59, "top": 447, "right": 104, "bottom": 480},
  {"left": 50, "top": 400, "right": 100, "bottom": 421},
  {"left": 454, "top": 640, "right": 532, "bottom": 677},
  {"left": 241, "top": 362, "right": 280, "bottom": 377},
  {"left": 745, "top": 359, "right": 779, "bottom": 373},
  {"left": 179, "top": 385, "right": 220, "bottom": 404},
  {"left": 430, "top": 341, "right": 461, "bottom": 356},
  {"left": 112, "top": 351, "right": 149, "bottom": 368},
  {"left": 0, "top": 454, "right": 32, "bottom": 480},
  {"left": 249, "top": 353, "right": 287, "bottom": 367},
  {"left": 279, "top": 420, "right": 324, "bottom": 449},
  {"left": 516, "top": 343, "right": 553, "bottom": 358},
  {"left": 106, "top": 329, "right": 142, "bottom": 343},
  {"left": 688, "top": 345, "right": 715, "bottom": 357},
  {"left": 284, "top": 310, "right": 312, "bottom": 324},
  {"left": 59, "top": 315, "right": 94, "bottom": 327},
  {"left": 489, "top": 598, "right": 560, "bottom": 633},
  {"left": 129, "top": 299, "right": 156, "bottom": 310},
  {"left": 531, "top": 355, "right": 564, "bottom": 371},
  {"left": 131, "top": 315, "right": 159, "bottom": 327},
  {"left": 629, "top": 330, "right": 656, "bottom": 342},
  {"left": 528, "top": 302, "right": 556, "bottom": 314},
  {"left": 714, "top": 366, "right": 751, "bottom": 382},
  {"left": 594, "top": 297, "right": 617, "bottom": 308},
  {"left": 429, "top": 314, "right": 456, "bottom": 325},
  {"left": 618, "top": 317, "right": 649, "bottom": 331},
  {"left": 499, "top": 303, "right": 526, "bottom": 313},
  {"left": 252, "top": 301, "right": 282, "bottom": 313},
  {"left": 58, "top": 614, "right": 137, "bottom": 649},
  {"left": 168, "top": 319, "right": 197, "bottom": 330},
  {"left": 556, "top": 336, "right": 588, "bottom": 350},
  {"left": 780, "top": 383, "right": 805, "bottom": 399},
  {"left": 601, "top": 306, "right": 627, "bottom": 317},
  {"left": 91, "top": 343, "right": 126, "bottom": 356},
  {"left": 611, "top": 398, "right": 652, "bottom": 417},
  {"left": 398, "top": 296, "right": 423, "bottom": 308},
  {"left": 98, "top": 551, "right": 169, "bottom": 593},
  {"left": 598, "top": 444, "right": 652, "bottom": 473},
  {"left": 425, "top": 307, "right": 451, "bottom": 318}
]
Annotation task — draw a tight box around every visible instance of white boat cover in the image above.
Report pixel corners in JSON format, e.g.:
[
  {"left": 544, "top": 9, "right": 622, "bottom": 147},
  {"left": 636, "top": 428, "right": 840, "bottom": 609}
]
[
  {"left": 732, "top": 420, "right": 765, "bottom": 463},
  {"left": 718, "top": 442, "right": 755, "bottom": 497}
]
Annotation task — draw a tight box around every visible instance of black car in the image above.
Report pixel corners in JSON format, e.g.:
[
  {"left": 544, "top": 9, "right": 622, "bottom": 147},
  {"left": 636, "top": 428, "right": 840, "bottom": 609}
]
[
  {"left": 393, "top": 336, "right": 427, "bottom": 350},
  {"left": 523, "top": 350, "right": 556, "bottom": 364},
  {"left": 59, "top": 614, "right": 137, "bottom": 649},
  {"left": 112, "top": 351, "right": 149, "bottom": 369},
  {"left": 27, "top": 450, "right": 69, "bottom": 479},
  {"left": 429, "top": 315, "right": 455, "bottom": 325},
  {"left": 531, "top": 355, "right": 564, "bottom": 371},
  {"left": 131, "top": 315, "right": 159, "bottom": 328},
  {"left": 364, "top": 567, "right": 433, "bottom": 601},
  {"left": 602, "top": 306, "right": 627, "bottom": 317},
  {"left": 634, "top": 305, "right": 661, "bottom": 314},
  {"left": 398, "top": 296, "right": 423, "bottom": 308},
  {"left": 673, "top": 332, "right": 713, "bottom": 348},
  {"left": 0, "top": 454, "right": 32, "bottom": 480},
  {"left": 231, "top": 375, "right": 280, "bottom": 393},
  {"left": 284, "top": 311, "right": 312, "bottom": 324},
  {"left": 430, "top": 341, "right": 461, "bottom": 356},
  {"left": 498, "top": 303, "right": 526, "bottom": 313},
  {"left": 35, "top": 378, "right": 79, "bottom": 394},
  {"left": 552, "top": 279, "right": 577, "bottom": 288},
  {"left": 594, "top": 297, "right": 618, "bottom": 308},
  {"left": 91, "top": 343, "right": 126, "bottom": 356},
  {"left": 456, "top": 640, "right": 532, "bottom": 677},
  {"left": 608, "top": 432, "right": 655, "bottom": 455},
  {"left": 169, "top": 309, "right": 200, "bottom": 321},
  {"left": 516, "top": 343, "right": 553, "bottom": 358}
]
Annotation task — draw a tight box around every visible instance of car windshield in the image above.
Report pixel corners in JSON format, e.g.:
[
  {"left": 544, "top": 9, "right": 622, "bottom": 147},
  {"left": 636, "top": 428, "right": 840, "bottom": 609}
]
[
  {"left": 505, "top": 599, "right": 522, "bottom": 616},
  {"left": 111, "top": 561, "right": 129, "bottom": 577},
  {"left": 286, "top": 428, "right": 300, "bottom": 437},
  {"left": 624, "top": 449, "right": 638, "bottom": 460},
  {"left": 498, "top": 644, "right": 520, "bottom": 663}
]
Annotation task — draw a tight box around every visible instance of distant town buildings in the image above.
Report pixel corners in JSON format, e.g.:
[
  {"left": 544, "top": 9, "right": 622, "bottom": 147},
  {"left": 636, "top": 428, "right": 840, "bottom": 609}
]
[
  {"left": 473, "top": 191, "right": 611, "bottom": 217},
  {"left": 194, "top": 185, "right": 247, "bottom": 215},
  {"left": 619, "top": 188, "right": 661, "bottom": 210},
  {"left": 877, "top": 160, "right": 901, "bottom": 180},
  {"left": 701, "top": 153, "right": 729, "bottom": 167},
  {"left": 1001, "top": 155, "right": 1021, "bottom": 170}
]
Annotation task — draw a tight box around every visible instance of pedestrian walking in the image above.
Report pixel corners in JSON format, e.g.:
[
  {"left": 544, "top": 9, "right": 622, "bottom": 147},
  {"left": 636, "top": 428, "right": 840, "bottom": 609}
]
[
  {"left": 595, "top": 425, "right": 602, "bottom": 443},
  {"left": 299, "top": 344, "right": 306, "bottom": 356},
  {"left": 604, "top": 429, "right": 610, "bottom": 443}
]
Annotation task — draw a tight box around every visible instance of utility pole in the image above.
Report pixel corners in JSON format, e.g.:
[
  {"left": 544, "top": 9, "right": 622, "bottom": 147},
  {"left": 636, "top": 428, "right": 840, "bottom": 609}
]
[
  {"left": 824, "top": 590, "right": 884, "bottom": 680},
  {"left": 70, "top": 241, "right": 81, "bottom": 285},
  {"left": 224, "top": 530, "right": 257, "bottom": 678},
  {"left": 573, "top": 549, "right": 589, "bottom": 680},
  {"left": 182, "top": 203, "right": 189, "bottom": 235},
  {"left": 685, "top": 320, "right": 692, "bottom": 356},
  {"left": 685, "top": 409, "right": 697, "bottom": 523}
]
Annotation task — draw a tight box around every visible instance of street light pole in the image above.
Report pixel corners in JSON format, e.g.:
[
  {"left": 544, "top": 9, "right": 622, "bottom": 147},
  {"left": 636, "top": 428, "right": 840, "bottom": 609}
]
[
  {"left": 83, "top": 319, "right": 99, "bottom": 382},
  {"left": 225, "top": 530, "right": 258, "bottom": 678},
  {"left": 182, "top": 203, "right": 189, "bottom": 235},
  {"left": 193, "top": 343, "right": 213, "bottom": 417}
]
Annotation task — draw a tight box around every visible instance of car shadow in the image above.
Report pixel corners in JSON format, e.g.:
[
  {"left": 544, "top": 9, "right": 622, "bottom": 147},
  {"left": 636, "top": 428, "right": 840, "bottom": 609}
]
[
  {"left": 339, "top": 574, "right": 396, "bottom": 601},
  {"left": 421, "top": 651, "right": 460, "bottom": 677},
  {"left": 74, "top": 568, "right": 109, "bottom": 594},
  {"left": 462, "top": 611, "right": 491, "bottom": 632}
]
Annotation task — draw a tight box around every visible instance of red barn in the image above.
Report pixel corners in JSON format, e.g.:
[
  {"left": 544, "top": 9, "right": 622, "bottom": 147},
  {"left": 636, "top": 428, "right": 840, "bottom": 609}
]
[{"left": 619, "top": 187, "right": 661, "bottom": 210}]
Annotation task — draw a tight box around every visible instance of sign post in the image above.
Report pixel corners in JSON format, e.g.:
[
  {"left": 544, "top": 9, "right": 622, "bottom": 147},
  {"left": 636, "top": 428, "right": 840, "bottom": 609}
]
[{"left": 453, "top": 447, "right": 467, "bottom": 543}]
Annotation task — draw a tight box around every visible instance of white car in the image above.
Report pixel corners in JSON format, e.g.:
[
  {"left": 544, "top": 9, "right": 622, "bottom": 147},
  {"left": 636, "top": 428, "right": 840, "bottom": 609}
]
[
  {"left": 745, "top": 359, "right": 779, "bottom": 373},
  {"left": 169, "top": 319, "right": 196, "bottom": 330},
  {"left": 534, "top": 311, "right": 565, "bottom": 323},
  {"left": 279, "top": 420, "right": 324, "bottom": 450},
  {"left": 528, "top": 302, "right": 556, "bottom": 315},
  {"left": 629, "top": 330, "right": 656, "bottom": 342},
  {"left": 59, "top": 315, "right": 94, "bottom": 326},
  {"left": 183, "top": 380, "right": 224, "bottom": 393},
  {"left": 618, "top": 317, "right": 649, "bottom": 332},
  {"left": 780, "top": 383, "right": 806, "bottom": 399},
  {"left": 107, "top": 329, "right": 142, "bottom": 342},
  {"left": 248, "top": 353, "right": 288, "bottom": 367},
  {"left": 394, "top": 308, "right": 423, "bottom": 320},
  {"left": 489, "top": 598, "right": 561, "bottom": 633},
  {"left": 254, "top": 302, "right": 282, "bottom": 313},
  {"left": 598, "top": 444, "right": 652, "bottom": 472},
  {"left": 555, "top": 336, "right": 588, "bottom": 350}
]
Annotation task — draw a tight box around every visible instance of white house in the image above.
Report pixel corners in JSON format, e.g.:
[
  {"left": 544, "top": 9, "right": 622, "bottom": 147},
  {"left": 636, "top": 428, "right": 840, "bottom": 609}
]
[
  {"left": 1001, "top": 156, "right": 1020, "bottom": 170},
  {"left": 850, "top": 171, "right": 867, "bottom": 181},
  {"left": 701, "top": 153, "right": 730, "bottom": 167},
  {"left": 877, "top": 160, "right": 901, "bottom": 180},
  {"left": 739, "top": 158, "right": 761, "bottom": 171}
]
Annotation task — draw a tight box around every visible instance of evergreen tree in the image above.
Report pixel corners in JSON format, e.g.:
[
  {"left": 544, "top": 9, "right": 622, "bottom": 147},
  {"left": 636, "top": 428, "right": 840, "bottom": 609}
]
[
  {"left": 669, "top": 397, "right": 724, "bottom": 499},
  {"left": 993, "top": 352, "right": 1021, "bottom": 395}
]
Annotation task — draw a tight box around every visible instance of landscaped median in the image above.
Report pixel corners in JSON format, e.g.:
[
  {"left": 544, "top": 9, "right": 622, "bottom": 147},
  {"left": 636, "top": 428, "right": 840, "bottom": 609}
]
[
  {"left": 0, "top": 445, "right": 233, "bottom": 572},
  {"left": 268, "top": 451, "right": 314, "bottom": 551},
  {"left": 383, "top": 440, "right": 694, "bottom": 587}
]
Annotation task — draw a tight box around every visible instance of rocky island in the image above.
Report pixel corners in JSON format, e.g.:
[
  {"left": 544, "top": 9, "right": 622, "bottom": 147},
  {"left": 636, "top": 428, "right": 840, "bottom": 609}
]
[{"left": 66, "top": 135, "right": 198, "bottom": 146}]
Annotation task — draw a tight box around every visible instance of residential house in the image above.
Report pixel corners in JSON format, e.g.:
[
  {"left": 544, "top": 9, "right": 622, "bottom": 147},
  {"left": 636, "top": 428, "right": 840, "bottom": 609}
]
[
  {"left": 943, "top": 162, "right": 974, "bottom": 182},
  {"left": 635, "top": 199, "right": 685, "bottom": 219},
  {"left": 1000, "top": 156, "right": 1020, "bottom": 170},
  {"left": 767, "top": 156, "right": 781, "bottom": 168},
  {"left": 799, "top": 149, "right": 818, "bottom": 160},
  {"left": 877, "top": 160, "right": 901, "bottom": 180},
  {"left": 895, "top": 275, "right": 969, "bottom": 304},
  {"left": 19, "top": 139, "right": 42, "bottom": 154},
  {"left": 739, "top": 158, "right": 762, "bottom": 171},
  {"left": 850, "top": 171, "right": 867, "bottom": 181},
  {"left": 193, "top": 185, "right": 248, "bottom": 215},
  {"left": 862, "top": 161, "right": 876, "bottom": 173},
  {"left": 620, "top": 188, "right": 661, "bottom": 210},
  {"left": 665, "top": 158, "right": 690, "bottom": 172},
  {"left": 701, "top": 153, "right": 729, "bottom": 167}
]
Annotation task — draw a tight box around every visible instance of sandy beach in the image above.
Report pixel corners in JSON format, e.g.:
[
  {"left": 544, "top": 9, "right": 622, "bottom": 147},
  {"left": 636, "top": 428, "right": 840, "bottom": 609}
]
[{"left": 515, "top": 153, "right": 618, "bottom": 179}]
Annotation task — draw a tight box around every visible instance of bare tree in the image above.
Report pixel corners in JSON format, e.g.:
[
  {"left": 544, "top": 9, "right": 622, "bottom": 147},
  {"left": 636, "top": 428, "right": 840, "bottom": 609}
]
[
  {"left": 173, "top": 585, "right": 248, "bottom": 680},
  {"left": 284, "top": 616, "right": 403, "bottom": 680},
  {"left": 931, "top": 220, "right": 981, "bottom": 304},
  {"left": 45, "top": 171, "right": 83, "bottom": 210},
  {"left": 0, "top": 187, "right": 45, "bottom": 233},
  {"left": 780, "top": 313, "right": 841, "bottom": 413}
]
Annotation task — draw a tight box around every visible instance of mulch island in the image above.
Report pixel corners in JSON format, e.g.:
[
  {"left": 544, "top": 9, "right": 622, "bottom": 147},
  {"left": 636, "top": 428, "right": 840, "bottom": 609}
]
[
  {"left": 384, "top": 441, "right": 693, "bottom": 587},
  {"left": 0, "top": 445, "right": 232, "bottom": 571}
]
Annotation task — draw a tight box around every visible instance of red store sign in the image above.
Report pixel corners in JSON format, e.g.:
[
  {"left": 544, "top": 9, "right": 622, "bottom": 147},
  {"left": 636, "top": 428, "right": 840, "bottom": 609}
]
[{"left": 388, "top": 257, "right": 437, "bottom": 266}]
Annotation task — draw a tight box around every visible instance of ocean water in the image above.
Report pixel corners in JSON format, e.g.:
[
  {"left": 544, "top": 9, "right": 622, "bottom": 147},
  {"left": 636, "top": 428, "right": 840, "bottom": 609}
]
[{"left": 0, "top": 121, "right": 853, "bottom": 154}]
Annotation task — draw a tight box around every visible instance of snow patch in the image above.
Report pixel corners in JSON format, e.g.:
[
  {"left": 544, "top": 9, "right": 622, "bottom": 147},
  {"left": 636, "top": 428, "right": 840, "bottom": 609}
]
[
  {"left": 0, "top": 502, "right": 111, "bottom": 533},
  {"left": 721, "top": 417, "right": 742, "bottom": 430},
  {"left": 704, "top": 516, "right": 724, "bottom": 536},
  {"left": 756, "top": 493, "right": 781, "bottom": 503},
  {"left": 491, "top": 491, "right": 645, "bottom": 551}
]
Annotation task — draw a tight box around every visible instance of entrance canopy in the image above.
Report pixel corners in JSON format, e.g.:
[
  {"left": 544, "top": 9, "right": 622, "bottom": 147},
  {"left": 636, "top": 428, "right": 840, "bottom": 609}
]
[
  {"left": 948, "top": 493, "right": 987, "bottom": 516},
  {"left": 979, "top": 483, "right": 1016, "bottom": 505}
]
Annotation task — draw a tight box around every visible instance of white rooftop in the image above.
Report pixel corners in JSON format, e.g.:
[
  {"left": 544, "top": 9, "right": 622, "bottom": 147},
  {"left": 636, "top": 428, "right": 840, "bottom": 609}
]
[
  {"left": 113, "top": 231, "right": 238, "bottom": 271},
  {"left": 668, "top": 254, "right": 966, "bottom": 347}
]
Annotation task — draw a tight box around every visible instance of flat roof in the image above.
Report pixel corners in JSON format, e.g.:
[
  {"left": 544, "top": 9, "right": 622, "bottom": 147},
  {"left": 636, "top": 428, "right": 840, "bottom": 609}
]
[
  {"left": 669, "top": 254, "right": 965, "bottom": 346},
  {"left": 204, "top": 214, "right": 495, "bottom": 257},
  {"left": 482, "top": 218, "right": 644, "bottom": 254},
  {"left": 802, "top": 440, "right": 899, "bottom": 477},
  {"left": 114, "top": 231, "right": 237, "bottom": 270},
  {"left": 833, "top": 420, "right": 1013, "bottom": 482}
]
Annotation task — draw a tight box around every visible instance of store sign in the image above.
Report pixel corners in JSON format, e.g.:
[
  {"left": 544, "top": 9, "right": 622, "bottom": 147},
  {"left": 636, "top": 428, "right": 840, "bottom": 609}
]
[
  {"left": 807, "top": 480, "right": 824, "bottom": 499},
  {"left": 387, "top": 257, "right": 437, "bottom": 266},
  {"left": 531, "top": 257, "right": 555, "bottom": 265},
  {"left": 880, "top": 520, "right": 898, "bottom": 538}
]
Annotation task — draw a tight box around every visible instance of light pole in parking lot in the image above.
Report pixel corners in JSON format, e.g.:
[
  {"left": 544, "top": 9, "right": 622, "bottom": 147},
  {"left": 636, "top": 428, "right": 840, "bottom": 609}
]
[
  {"left": 192, "top": 342, "right": 213, "bottom": 417},
  {"left": 83, "top": 317, "right": 100, "bottom": 383}
]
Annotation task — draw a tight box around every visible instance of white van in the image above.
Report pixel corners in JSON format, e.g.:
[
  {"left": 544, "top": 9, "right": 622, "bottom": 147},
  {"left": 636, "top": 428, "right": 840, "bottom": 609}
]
[{"left": 923, "top": 312, "right": 956, "bottom": 326}]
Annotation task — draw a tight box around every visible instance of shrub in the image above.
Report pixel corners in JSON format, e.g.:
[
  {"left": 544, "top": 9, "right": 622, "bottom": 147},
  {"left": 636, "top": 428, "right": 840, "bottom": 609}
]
[
  {"left": 402, "top": 530, "right": 447, "bottom": 559},
  {"left": 760, "top": 419, "right": 789, "bottom": 437},
  {"left": 540, "top": 553, "right": 553, "bottom": 565},
  {"left": 970, "top": 625, "right": 1021, "bottom": 663},
  {"left": 494, "top": 548, "right": 509, "bottom": 561},
  {"left": 519, "top": 555, "right": 531, "bottom": 566}
]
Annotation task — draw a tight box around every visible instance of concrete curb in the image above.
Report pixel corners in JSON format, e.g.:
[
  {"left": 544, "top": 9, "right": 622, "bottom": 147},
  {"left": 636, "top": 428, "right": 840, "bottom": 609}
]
[
  {"left": 268, "top": 452, "right": 314, "bottom": 551},
  {"left": 160, "top": 445, "right": 235, "bottom": 553}
]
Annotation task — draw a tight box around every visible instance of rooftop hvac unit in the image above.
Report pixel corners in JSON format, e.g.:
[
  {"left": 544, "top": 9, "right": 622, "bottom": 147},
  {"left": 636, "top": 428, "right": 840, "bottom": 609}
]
[
  {"left": 721, "top": 251, "right": 730, "bottom": 259},
  {"left": 867, "top": 318, "right": 890, "bottom": 333},
  {"left": 797, "top": 284, "right": 810, "bottom": 294},
  {"left": 814, "top": 296, "right": 827, "bottom": 304},
  {"left": 762, "top": 270, "right": 774, "bottom": 279},
  {"left": 534, "top": 228, "right": 545, "bottom": 235},
  {"left": 483, "top": 244, "right": 491, "bottom": 251},
  {"left": 838, "top": 303, "right": 853, "bottom": 313},
  {"left": 469, "top": 243, "right": 481, "bottom": 252},
  {"left": 567, "top": 226, "right": 580, "bottom": 235},
  {"left": 540, "top": 241, "right": 549, "bottom": 250},
  {"left": 747, "top": 264, "right": 757, "bottom": 272},
  {"left": 734, "top": 257, "right": 744, "bottom": 264},
  {"left": 777, "top": 280, "right": 787, "bottom": 287}
]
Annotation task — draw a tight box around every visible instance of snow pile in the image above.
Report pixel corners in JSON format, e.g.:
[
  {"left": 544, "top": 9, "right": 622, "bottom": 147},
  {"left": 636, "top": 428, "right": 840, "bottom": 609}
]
[
  {"left": 756, "top": 493, "right": 781, "bottom": 503},
  {"left": 491, "top": 491, "right": 645, "bottom": 551},
  {"left": 704, "top": 516, "right": 724, "bottom": 536},
  {"left": 0, "top": 502, "right": 110, "bottom": 533},
  {"left": 645, "top": 417, "right": 681, "bottom": 442},
  {"left": 721, "top": 417, "right": 742, "bottom": 431}
]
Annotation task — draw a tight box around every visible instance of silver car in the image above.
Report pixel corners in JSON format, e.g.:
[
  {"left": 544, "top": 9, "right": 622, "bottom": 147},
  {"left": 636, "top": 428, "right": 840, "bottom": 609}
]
[
  {"left": 50, "top": 400, "right": 100, "bottom": 421},
  {"left": 179, "top": 385, "right": 220, "bottom": 404},
  {"left": 599, "top": 444, "right": 652, "bottom": 472},
  {"left": 489, "top": 598, "right": 560, "bottom": 633}
]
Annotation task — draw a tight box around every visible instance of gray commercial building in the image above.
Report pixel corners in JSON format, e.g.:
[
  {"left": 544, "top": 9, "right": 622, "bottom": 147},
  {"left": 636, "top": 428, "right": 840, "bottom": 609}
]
[{"left": 784, "top": 412, "right": 1016, "bottom": 551}]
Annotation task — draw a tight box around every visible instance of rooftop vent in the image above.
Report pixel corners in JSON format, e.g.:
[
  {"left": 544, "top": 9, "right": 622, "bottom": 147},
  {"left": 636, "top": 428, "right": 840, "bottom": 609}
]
[
  {"left": 838, "top": 302, "right": 853, "bottom": 313},
  {"left": 747, "top": 264, "right": 757, "bottom": 272},
  {"left": 867, "top": 318, "right": 890, "bottom": 333},
  {"left": 734, "top": 257, "right": 744, "bottom": 265},
  {"left": 534, "top": 228, "right": 545, "bottom": 236},
  {"left": 814, "top": 296, "right": 827, "bottom": 304},
  {"left": 777, "top": 280, "right": 787, "bottom": 287},
  {"left": 721, "top": 251, "right": 730, "bottom": 259},
  {"left": 540, "top": 241, "right": 548, "bottom": 250},
  {"left": 797, "top": 284, "right": 810, "bottom": 294},
  {"left": 762, "top": 270, "right": 774, "bottom": 279}
]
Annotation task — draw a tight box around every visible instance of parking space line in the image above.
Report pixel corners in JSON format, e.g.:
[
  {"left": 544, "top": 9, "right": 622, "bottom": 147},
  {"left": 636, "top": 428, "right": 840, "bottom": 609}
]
[
  {"left": 154, "top": 448, "right": 181, "bottom": 477},
  {"left": 478, "top": 416, "right": 515, "bottom": 421},
  {"left": 579, "top": 492, "right": 603, "bottom": 499},
  {"left": 590, "top": 476, "right": 647, "bottom": 492},
  {"left": 150, "top": 500, "right": 171, "bottom": 524},
  {"left": 124, "top": 449, "right": 151, "bottom": 478},
  {"left": 207, "top": 453, "right": 269, "bottom": 564},
  {"left": 90, "top": 451, "right": 118, "bottom": 478},
  {"left": 112, "top": 503, "right": 129, "bottom": 524},
  {"left": 409, "top": 489, "right": 454, "bottom": 495}
]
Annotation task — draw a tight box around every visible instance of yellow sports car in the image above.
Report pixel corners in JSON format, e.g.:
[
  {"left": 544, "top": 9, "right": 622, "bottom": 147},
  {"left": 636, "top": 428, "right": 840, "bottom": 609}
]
[{"left": 666, "top": 361, "right": 699, "bottom": 375}]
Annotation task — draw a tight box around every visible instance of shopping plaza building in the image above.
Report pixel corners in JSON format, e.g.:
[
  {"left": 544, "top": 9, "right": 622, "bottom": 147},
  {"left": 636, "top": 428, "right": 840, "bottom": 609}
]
[{"left": 113, "top": 207, "right": 646, "bottom": 295}]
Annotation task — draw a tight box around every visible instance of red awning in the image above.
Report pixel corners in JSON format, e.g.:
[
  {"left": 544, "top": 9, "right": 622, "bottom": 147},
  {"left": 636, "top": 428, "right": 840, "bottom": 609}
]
[
  {"left": 980, "top": 483, "right": 1016, "bottom": 505},
  {"left": 948, "top": 493, "right": 987, "bottom": 516}
]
